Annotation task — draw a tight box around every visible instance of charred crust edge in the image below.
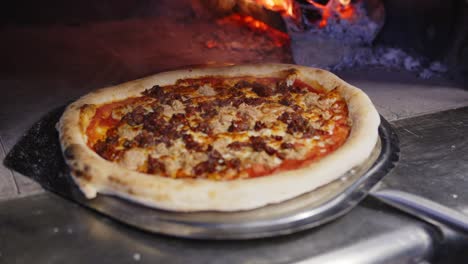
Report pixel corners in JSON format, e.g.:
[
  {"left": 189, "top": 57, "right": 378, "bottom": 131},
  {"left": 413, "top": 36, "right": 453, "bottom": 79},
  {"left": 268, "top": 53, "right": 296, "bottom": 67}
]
[
  {"left": 64, "top": 145, "right": 77, "bottom": 160},
  {"left": 72, "top": 170, "right": 92, "bottom": 181}
]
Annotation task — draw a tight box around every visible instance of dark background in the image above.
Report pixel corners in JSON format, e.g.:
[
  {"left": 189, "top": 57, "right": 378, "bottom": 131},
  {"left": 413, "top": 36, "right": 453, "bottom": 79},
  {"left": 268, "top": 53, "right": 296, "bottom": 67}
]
[{"left": 0, "top": 0, "right": 466, "bottom": 82}]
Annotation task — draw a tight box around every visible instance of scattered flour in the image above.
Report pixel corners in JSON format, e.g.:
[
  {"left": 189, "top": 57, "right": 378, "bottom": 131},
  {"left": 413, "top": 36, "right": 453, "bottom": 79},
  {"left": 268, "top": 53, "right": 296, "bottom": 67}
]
[{"left": 133, "top": 253, "right": 141, "bottom": 262}]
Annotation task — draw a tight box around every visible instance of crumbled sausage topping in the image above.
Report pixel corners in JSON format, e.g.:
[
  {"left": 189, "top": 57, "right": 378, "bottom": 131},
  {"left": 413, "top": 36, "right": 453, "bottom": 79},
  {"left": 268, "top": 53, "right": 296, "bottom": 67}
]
[{"left": 86, "top": 71, "right": 351, "bottom": 180}]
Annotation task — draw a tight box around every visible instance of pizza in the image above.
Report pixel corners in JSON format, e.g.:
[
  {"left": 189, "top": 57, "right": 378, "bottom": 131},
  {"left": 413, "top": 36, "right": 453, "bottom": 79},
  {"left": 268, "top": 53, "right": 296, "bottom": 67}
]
[{"left": 57, "top": 64, "right": 380, "bottom": 212}]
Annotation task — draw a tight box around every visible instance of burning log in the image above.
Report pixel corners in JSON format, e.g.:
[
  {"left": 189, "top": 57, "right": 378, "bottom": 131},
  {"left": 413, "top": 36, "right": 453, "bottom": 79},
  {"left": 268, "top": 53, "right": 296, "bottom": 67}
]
[
  {"left": 292, "top": 0, "right": 384, "bottom": 40},
  {"left": 192, "top": 0, "right": 294, "bottom": 59},
  {"left": 194, "top": 0, "right": 385, "bottom": 70},
  {"left": 288, "top": 0, "right": 385, "bottom": 68},
  {"left": 216, "top": 14, "right": 290, "bottom": 47},
  {"left": 194, "top": 0, "right": 289, "bottom": 32}
]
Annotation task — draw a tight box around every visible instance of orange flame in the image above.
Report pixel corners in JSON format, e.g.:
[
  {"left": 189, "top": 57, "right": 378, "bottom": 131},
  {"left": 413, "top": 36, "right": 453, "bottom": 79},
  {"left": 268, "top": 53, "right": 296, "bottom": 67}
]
[
  {"left": 217, "top": 14, "right": 290, "bottom": 47},
  {"left": 250, "top": 0, "right": 295, "bottom": 17},
  {"left": 307, "top": 0, "right": 357, "bottom": 28}
]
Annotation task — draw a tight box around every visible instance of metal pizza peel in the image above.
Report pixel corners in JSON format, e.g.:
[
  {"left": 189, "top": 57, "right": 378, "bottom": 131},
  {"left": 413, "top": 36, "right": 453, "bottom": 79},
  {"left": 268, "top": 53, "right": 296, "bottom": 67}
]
[
  {"left": 64, "top": 116, "right": 401, "bottom": 239},
  {"left": 6, "top": 109, "right": 468, "bottom": 239}
]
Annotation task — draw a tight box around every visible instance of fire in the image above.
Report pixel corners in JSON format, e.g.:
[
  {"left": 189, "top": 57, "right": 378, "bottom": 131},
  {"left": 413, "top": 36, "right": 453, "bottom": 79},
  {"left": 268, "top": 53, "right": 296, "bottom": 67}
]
[
  {"left": 307, "top": 0, "right": 357, "bottom": 28},
  {"left": 250, "top": 0, "right": 357, "bottom": 28},
  {"left": 250, "top": 0, "right": 294, "bottom": 17},
  {"left": 217, "top": 14, "right": 290, "bottom": 47}
]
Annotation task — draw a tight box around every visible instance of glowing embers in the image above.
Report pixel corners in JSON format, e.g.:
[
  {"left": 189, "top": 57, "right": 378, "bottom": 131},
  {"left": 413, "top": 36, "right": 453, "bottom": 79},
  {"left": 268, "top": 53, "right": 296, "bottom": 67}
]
[
  {"left": 217, "top": 14, "right": 290, "bottom": 47},
  {"left": 249, "top": 0, "right": 359, "bottom": 29},
  {"left": 304, "top": 0, "right": 358, "bottom": 28},
  {"left": 250, "top": 0, "right": 295, "bottom": 17}
]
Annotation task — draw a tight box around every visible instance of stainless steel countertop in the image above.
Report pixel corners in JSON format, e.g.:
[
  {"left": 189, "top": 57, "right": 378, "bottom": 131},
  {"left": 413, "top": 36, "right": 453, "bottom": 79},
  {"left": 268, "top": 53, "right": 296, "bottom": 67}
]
[
  {"left": 2, "top": 106, "right": 468, "bottom": 263},
  {"left": 0, "top": 192, "right": 434, "bottom": 264}
]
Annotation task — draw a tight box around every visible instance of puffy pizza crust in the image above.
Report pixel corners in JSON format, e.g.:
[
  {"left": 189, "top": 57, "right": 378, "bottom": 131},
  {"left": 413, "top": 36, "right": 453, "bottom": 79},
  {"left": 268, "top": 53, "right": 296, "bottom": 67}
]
[{"left": 57, "top": 64, "right": 380, "bottom": 212}]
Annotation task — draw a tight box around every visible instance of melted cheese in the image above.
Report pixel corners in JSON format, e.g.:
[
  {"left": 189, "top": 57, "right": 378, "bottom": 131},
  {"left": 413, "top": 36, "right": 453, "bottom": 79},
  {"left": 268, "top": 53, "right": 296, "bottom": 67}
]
[{"left": 86, "top": 75, "right": 351, "bottom": 179}]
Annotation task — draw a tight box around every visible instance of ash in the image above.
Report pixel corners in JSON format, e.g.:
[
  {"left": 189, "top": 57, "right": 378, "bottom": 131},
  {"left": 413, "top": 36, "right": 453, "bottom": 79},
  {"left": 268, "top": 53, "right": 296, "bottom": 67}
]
[
  {"left": 332, "top": 46, "right": 448, "bottom": 79},
  {"left": 289, "top": 1, "right": 448, "bottom": 78},
  {"left": 133, "top": 253, "right": 141, "bottom": 262},
  {"left": 300, "top": 2, "right": 378, "bottom": 45}
]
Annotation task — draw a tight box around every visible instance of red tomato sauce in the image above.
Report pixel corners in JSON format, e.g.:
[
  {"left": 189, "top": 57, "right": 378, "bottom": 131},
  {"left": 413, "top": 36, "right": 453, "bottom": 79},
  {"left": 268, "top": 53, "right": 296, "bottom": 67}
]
[{"left": 85, "top": 97, "right": 140, "bottom": 146}]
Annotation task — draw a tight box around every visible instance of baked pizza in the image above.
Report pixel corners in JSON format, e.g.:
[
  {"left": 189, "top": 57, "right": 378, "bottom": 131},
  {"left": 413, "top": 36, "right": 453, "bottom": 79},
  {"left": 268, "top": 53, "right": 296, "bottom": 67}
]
[{"left": 57, "top": 64, "right": 380, "bottom": 212}]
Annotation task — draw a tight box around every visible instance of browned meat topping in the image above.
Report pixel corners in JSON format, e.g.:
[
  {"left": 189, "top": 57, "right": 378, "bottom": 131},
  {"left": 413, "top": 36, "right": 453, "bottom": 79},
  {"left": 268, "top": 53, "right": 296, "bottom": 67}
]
[
  {"left": 227, "top": 141, "right": 250, "bottom": 150},
  {"left": 170, "top": 113, "right": 188, "bottom": 126},
  {"left": 123, "top": 139, "right": 134, "bottom": 149},
  {"left": 228, "top": 118, "right": 250, "bottom": 132},
  {"left": 182, "top": 134, "right": 204, "bottom": 152},
  {"left": 201, "top": 108, "right": 218, "bottom": 119},
  {"left": 244, "top": 97, "right": 266, "bottom": 106},
  {"left": 135, "top": 131, "right": 155, "bottom": 147},
  {"left": 94, "top": 129, "right": 122, "bottom": 160},
  {"left": 278, "top": 112, "right": 312, "bottom": 134},
  {"left": 291, "top": 104, "right": 303, "bottom": 112},
  {"left": 123, "top": 106, "right": 146, "bottom": 126},
  {"left": 251, "top": 82, "right": 274, "bottom": 97},
  {"left": 225, "top": 158, "right": 241, "bottom": 170},
  {"left": 254, "top": 121, "right": 267, "bottom": 131},
  {"left": 143, "top": 85, "right": 183, "bottom": 104},
  {"left": 271, "top": 135, "right": 283, "bottom": 141},
  {"left": 147, "top": 156, "right": 166, "bottom": 174},
  {"left": 279, "top": 96, "right": 293, "bottom": 106},
  {"left": 280, "top": 142, "right": 294, "bottom": 149},
  {"left": 276, "top": 152, "right": 286, "bottom": 160},
  {"left": 234, "top": 80, "right": 251, "bottom": 89},
  {"left": 88, "top": 72, "right": 350, "bottom": 180},
  {"left": 249, "top": 136, "right": 265, "bottom": 151},
  {"left": 185, "top": 105, "right": 198, "bottom": 116},
  {"left": 142, "top": 113, "right": 165, "bottom": 132},
  {"left": 193, "top": 122, "right": 212, "bottom": 135},
  {"left": 193, "top": 149, "right": 225, "bottom": 175},
  {"left": 276, "top": 81, "right": 289, "bottom": 93}
]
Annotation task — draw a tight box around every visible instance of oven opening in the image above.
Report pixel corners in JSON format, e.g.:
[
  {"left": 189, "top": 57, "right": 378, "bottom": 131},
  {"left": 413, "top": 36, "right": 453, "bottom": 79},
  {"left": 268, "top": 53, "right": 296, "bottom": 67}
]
[
  {"left": 194, "top": 0, "right": 467, "bottom": 80},
  {"left": 1, "top": 1, "right": 468, "bottom": 262},
  {"left": 1, "top": 0, "right": 466, "bottom": 83}
]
